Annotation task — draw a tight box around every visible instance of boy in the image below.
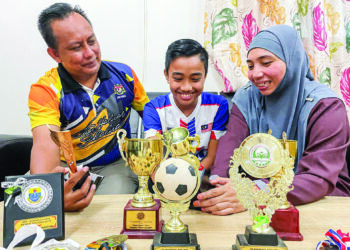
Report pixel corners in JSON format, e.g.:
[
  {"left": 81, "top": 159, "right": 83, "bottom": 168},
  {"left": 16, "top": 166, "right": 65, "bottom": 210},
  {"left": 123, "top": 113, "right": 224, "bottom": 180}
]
[{"left": 143, "top": 39, "right": 229, "bottom": 177}]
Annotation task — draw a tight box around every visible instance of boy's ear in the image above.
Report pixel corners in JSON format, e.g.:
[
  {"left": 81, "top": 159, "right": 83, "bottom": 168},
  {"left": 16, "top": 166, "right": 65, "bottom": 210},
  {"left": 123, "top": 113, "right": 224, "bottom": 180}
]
[
  {"left": 164, "top": 69, "right": 169, "bottom": 83},
  {"left": 47, "top": 47, "right": 62, "bottom": 63}
]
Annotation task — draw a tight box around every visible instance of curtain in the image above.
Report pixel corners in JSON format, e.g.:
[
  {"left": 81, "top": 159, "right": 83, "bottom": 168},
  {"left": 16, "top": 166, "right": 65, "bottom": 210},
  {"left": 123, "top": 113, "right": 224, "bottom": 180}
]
[{"left": 204, "top": 0, "right": 350, "bottom": 117}]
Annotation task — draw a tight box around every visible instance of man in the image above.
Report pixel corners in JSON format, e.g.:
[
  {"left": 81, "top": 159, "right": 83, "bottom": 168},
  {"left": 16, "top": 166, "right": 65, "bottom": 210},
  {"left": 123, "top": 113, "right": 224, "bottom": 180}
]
[{"left": 28, "top": 3, "right": 149, "bottom": 211}]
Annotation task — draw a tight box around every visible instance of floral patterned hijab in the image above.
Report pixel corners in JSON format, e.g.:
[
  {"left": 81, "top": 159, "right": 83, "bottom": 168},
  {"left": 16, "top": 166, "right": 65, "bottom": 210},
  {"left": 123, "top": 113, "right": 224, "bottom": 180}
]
[{"left": 233, "top": 25, "right": 337, "bottom": 168}]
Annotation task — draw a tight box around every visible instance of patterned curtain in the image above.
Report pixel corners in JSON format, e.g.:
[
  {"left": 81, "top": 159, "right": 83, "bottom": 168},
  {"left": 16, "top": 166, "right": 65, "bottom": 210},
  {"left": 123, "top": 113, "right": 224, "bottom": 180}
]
[{"left": 204, "top": 0, "right": 350, "bottom": 117}]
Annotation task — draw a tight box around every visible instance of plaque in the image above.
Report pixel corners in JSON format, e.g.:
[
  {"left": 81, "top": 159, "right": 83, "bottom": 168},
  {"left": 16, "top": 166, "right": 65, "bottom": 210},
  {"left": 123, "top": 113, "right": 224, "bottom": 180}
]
[
  {"left": 229, "top": 132, "right": 295, "bottom": 250},
  {"left": 2, "top": 173, "right": 64, "bottom": 247},
  {"left": 117, "top": 129, "right": 168, "bottom": 239},
  {"left": 151, "top": 127, "right": 201, "bottom": 250}
]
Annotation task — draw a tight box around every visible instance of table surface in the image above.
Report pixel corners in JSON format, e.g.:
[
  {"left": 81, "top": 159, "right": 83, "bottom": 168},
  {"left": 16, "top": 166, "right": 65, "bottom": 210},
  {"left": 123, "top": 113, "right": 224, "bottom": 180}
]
[{"left": 1, "top": 195, "right": 349, "bottom": 249}]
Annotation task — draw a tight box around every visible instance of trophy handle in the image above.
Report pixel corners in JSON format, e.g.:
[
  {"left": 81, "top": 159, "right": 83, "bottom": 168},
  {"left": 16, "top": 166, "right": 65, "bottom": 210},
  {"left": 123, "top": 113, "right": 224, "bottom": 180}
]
[
  {"left": 187, "top": 134, "right": 200, "bottom": 154},
  {"left": 156, "top": 132, "right": 171, "bottom": 161},
  {"left": 117, "top": 129, "right": 128, "bottom": 164}
]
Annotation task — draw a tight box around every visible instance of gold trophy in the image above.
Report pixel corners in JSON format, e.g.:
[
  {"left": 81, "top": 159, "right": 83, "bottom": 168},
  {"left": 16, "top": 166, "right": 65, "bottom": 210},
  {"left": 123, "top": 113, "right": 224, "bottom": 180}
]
[
  {"left": 229, "top": 132, "right": 295, "bottom": 250},
  {"left": 270, "top": 139, "right": 303, "bottom": 241},
  {"left": 47, "top": 125, "right": 103, "bottom": 190},
  {"left": 117, "top": 129, "right": 169, "bottom": 239},
  {"left": 151, "top": 127, "right": 201, "bottom": 250},
  {"left": 163, "top": 127, "right": 200, "bottom": 157}
]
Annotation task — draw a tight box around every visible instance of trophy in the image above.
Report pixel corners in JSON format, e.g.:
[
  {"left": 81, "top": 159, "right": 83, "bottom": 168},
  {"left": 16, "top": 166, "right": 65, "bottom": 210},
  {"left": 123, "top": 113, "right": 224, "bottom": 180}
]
[
  {"left": 229, "top": 132, "right": 295, "bottom": 250},
  {"left": 117, "top": 129, "right": 169, "bottom": 239},
  {"left": 270, "top": 139, "right": 303, "bottom": 241},
  {"left": 163, "top": 127, "right": 200, "bottom": 157},
  {"left": 47, "top": 125, "right": 103, "bottom": 190},
  {"left": 151, "top": 127, "right": 201, "bottom": 249}
]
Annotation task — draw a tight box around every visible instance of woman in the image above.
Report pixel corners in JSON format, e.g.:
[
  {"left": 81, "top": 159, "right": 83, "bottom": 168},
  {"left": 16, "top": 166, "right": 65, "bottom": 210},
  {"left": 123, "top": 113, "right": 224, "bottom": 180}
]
[{"left": 193, "top": 25, "right": 350, "bottom": 215}]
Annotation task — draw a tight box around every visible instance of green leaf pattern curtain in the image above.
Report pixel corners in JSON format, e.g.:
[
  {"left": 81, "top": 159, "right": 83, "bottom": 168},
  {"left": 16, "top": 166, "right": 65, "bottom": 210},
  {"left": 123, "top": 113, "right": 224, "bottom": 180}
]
[{"left": 204, "top": 0, "right": 350, "bottom": 117}]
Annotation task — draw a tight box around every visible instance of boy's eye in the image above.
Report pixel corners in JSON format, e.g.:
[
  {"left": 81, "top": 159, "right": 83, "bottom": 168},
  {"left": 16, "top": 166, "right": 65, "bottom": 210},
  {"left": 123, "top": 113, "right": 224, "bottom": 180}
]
[
  {"left": 192, "top": 78, "right": 201, "bottom": 82},
  {"left": 173, "top": 78, "right": 182, "bottom": 81},
  {"left": 247, "top": 64, "right": 253, "bottom": 70}
]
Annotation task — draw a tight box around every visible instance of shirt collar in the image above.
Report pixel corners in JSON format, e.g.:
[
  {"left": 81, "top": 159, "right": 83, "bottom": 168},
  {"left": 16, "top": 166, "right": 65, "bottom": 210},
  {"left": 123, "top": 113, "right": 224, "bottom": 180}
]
[{"left": 57, "top": 61, "right": 111, "bottom": 94}]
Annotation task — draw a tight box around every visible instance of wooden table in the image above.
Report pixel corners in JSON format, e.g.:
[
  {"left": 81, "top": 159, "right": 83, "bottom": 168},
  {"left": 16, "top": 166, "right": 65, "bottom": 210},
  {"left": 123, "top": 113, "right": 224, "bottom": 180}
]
[{"left": 1, "top": 195, "right": 349, "bottom": 249}]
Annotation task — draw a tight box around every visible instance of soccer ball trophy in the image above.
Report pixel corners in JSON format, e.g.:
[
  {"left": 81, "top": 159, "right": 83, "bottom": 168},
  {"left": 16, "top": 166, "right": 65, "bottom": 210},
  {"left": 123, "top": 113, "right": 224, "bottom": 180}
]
[
  {"left": 230, "top": 132, "right": 295, "bottom": 250},
  {"left": 151, "top": 127, "right": 201, "bottom": 250}
]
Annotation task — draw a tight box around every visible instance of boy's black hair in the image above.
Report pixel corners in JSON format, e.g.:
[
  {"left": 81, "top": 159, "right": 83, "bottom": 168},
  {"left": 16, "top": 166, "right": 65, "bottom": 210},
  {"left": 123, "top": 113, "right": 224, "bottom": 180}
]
[
  {"left": 38, "top": 2, "right": 92, "bottom": 50},
  {"left": 165, "top": 39, "right": 208, "bottom": 76}
]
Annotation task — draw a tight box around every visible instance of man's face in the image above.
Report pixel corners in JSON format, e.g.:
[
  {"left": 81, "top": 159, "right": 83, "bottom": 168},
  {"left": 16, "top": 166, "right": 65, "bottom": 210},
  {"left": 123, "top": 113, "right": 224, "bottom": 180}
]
[
  {"left": 165, "top": 55, "right": 205, "bottom": 115},
  {"left": 48, "top": 12, "right": 101, "bottom": 84}
]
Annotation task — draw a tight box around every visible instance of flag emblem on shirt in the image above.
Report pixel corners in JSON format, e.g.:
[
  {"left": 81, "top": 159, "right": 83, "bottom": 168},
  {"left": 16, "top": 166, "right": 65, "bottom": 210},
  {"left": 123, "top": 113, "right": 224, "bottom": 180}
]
[
  {"left": 113, "top": 83, "right": 126, "bottom": 95},
  {"left": 201, "top": 123, "right": 213, "bottom": 132}
]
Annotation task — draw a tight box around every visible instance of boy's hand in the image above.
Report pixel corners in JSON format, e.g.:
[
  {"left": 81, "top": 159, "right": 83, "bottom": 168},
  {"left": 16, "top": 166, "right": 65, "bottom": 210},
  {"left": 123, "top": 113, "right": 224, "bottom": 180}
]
[
  {"left": 52, "top": 166, "right": 96, "bottom": 212},
  {"left": 193, "top": 177, "right": 246, "bottom": 215}
]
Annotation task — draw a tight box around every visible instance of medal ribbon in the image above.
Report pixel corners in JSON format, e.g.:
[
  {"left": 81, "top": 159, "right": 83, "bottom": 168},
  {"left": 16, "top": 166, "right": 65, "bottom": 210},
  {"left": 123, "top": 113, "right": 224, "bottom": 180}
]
[
  {"left": 316, "top": 229, "right": 350, "bottom": 250},
  {"left": 1, "top": 177, "right": 27, "bottom": 193}
]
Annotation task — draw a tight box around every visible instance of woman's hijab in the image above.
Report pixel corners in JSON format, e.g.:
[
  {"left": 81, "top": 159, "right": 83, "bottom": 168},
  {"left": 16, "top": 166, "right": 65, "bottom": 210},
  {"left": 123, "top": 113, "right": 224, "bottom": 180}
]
[{"left": 233, "top": 25, "right": 337, "bottom": 168}]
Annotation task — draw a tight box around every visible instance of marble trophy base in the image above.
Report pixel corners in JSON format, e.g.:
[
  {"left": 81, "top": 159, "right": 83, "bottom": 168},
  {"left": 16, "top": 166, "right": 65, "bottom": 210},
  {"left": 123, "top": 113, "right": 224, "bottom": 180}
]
[
  {"left": 120, "top": 199, "right": 163, "bottom": 239},
  {"left": 233, "top": 225, "right": 287, "bottom": 250},
  {"left": 151, "top": 225, "right": 200, "bottom": 250},
  {"left": 270, "top": 204, "right": 303, "bottom": 241}
]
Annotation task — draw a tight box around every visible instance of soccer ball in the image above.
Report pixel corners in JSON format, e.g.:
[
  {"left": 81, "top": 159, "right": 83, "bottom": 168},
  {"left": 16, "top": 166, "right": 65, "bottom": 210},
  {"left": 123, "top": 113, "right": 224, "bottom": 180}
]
[{"left": 155, "top": 157, "right": 198, "bottom": 201}]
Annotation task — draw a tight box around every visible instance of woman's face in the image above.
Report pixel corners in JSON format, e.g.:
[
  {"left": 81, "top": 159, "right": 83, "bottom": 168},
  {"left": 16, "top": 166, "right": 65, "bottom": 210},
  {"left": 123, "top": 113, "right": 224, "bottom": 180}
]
[{"left": 247, "top": 48, "right": 286, "bottom": 96}]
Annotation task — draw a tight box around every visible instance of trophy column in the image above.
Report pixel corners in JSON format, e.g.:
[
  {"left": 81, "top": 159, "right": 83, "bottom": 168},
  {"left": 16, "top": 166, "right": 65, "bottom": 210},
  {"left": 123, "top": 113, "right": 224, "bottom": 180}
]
[
  {"left": 151, "top": 127, "right": 201, "bottom": 250},
  {"left": 117, "top": 130, "right": 165, "bottom": 239}
]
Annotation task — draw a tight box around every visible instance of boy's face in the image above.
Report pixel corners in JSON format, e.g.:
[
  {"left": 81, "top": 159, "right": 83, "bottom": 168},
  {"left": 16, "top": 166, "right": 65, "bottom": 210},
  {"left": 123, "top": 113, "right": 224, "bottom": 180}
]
[{"left": 165, "top": 55, "right": 205, "bottom": 114}]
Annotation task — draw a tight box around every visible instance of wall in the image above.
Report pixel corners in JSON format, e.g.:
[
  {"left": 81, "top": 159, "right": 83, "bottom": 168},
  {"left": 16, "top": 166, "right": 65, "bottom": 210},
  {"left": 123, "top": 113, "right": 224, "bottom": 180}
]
[{"left": 0, "top": 0, "right": 224, "bottom": 135}]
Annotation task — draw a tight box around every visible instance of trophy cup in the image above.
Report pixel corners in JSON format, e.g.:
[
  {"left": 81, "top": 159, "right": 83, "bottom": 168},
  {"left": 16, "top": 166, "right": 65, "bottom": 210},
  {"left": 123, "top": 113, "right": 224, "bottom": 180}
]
[
  {"left": 270, "top": 139, "right": 303, "bottom": 241},
  {"left": 151, "top": 127, "right": 201, "bottom": 249},
  {"left": 229, "top": 132, "right": 295, "bottom": 250},
  {"left": 163, "top": 127, "right": 200, "bottom": 157},
  {"left": 47, "top": 125, "right": 103, "bottom": 190},
  {"left": 117, "top": 129, "right": 169, "bottom": 239}
]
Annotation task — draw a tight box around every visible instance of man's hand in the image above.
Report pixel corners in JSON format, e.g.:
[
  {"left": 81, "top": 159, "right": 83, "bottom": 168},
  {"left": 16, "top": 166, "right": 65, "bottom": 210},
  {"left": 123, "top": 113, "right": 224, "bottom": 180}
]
[
  {"left": 193, "top": 177, "right": 246, "bottom": 215},
  {"left": 53, "top": 166, "right": 95, "bottom": 212}
]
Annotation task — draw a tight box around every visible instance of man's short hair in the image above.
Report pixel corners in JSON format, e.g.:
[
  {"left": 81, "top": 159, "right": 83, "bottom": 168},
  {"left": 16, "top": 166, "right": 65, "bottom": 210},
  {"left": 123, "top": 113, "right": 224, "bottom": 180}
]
[
  {"left": 38, "top": 2, "right": 92, "bottom": 49},
  {"left": 165, "top": 39, "right": 209, "bottom": 76}
]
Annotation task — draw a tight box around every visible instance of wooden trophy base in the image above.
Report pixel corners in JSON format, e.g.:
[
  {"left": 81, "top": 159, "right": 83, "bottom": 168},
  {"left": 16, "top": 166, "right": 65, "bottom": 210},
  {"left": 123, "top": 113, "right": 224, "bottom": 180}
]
[
  {"left": 232, "top": 225, "right": 287, "bottom": 250},
  {"left": 151, "top": 225, "right": 200, "bottom": 250},
  {"left": 270, "top": 204, "right": 303, "bottom": 241},
  {"left": 120, "top": 199, "right": 164, "bottom": 239}
]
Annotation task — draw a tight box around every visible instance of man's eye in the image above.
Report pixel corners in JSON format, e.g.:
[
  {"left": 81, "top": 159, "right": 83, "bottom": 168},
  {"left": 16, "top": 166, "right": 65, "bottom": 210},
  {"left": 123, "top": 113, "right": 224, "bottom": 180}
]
[
  {"left": 173, "top": 78, "right": 182, "bottom": 81},
  {"left": 71, "top": 46, "right": 81, "bottom": 51},
  {"left": 88, "top": 39, "right": 95, "bottom": 45},
  {"left": 192, "top": 78, "right": 201, "bottom": 82},
  {"left": 247, "top": 65, "right": 253, "bottom": 70}
]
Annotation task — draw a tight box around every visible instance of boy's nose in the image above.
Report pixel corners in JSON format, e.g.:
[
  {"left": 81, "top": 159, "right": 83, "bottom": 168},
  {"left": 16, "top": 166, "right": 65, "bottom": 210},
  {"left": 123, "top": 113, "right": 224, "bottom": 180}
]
[{"left": 181, "top": 81, "right": 192, "bottom": 91}]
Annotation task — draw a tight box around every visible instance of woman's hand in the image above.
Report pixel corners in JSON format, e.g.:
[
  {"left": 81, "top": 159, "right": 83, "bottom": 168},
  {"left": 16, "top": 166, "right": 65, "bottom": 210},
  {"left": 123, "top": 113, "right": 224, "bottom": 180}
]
[{"left": 193, "top": 177, "right": 246, "bottom": 215}]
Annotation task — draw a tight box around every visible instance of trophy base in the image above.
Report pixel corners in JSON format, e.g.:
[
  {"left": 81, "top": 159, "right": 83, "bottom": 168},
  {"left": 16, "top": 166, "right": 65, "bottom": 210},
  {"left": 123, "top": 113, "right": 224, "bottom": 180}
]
[
  {"left": 232, "top": 225, "right": 287, "bottom": 250},
  {"left": 151, "top": 225, "right": 200, "bottom": 250},
  {"left": 270, "top": 204, "right": 303, "bottom": 241},
  {"left": 121, "top": 199, "right": 163, "bottom": 239}
]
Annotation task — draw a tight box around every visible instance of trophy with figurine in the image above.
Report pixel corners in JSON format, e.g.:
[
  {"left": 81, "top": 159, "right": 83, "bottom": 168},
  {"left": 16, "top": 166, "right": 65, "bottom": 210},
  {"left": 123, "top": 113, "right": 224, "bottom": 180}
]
[
  {"left": 229, "top": 132, "right": 295, "bottom": 249},
  {"left": 151, "top": 127, "right": 201, "bottom": 249},
  {"left": 117, "top": 129, "right": 169, "bottom": 239}
]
